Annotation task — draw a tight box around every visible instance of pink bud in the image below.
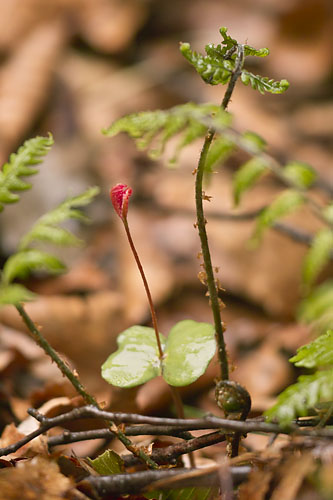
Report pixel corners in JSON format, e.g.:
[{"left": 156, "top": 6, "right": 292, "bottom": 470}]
[{"left": 110, "top": 184, "right": 133, "bottom": 220}]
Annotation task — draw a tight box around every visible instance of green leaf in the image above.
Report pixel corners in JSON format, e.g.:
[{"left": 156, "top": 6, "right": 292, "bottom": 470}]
[
  {"left": 323, "top": 203, "right": 333, "bottom": 225},
  {"left": 244, "top": 45, "right": 270, "bottom": 57},
  {"left": 233, "top": 157, "right": 268, "bottom": 206},
  {"left": 283, "top": 162, "right": 317, "bottom": 189},
  {"left": 253, "top": 190, "right": 305, "bottom": 242},
  {"left": 0, "top": 284, "right": 36, "bottom": 306},
  {"left": 302, "top": 228, "right": 333, "bottom": 287},
  {"left": 298, "top": 280, "right": 333, "bottom": 329},
  {"left": 101, "top": 320, "right": 216, "bottom": 388},
  {"left": 240, "top": 131, "right": 266, "bottom": 154},
  {"left": 204, "top": 136, "right": 235, "bottom": 173},
  {"left": 19, "top": 186, "right": 100, "bottom": 250},
  {"left": 0, "top": 134, "right": 53, "bottom": 211},
  {"left": 87, "top": 450, "right": 124, "bottom": 475},
  {"left": 2, "top": 249, "right": 66, "bottom": 284},
  {"left": 265, "top": 369, "right": 333, "bottom": 426},
  {"left": 103, "top": 103, "right": 231, "bottom": 164},
  {"left": 101, "top": 326, "right": 166, "bottom": 388},
  {"left": 162, "top": 320, "right": 216, "bottom": 386},
  {"left": 241, "top": 71, "right": 289, "bottom": 94},
  {"left": 290, "top": 330, "right": 333, "bottom": 368}
]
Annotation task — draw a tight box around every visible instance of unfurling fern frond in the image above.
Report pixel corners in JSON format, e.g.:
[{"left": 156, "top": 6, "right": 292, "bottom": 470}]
[
  {"left": 103, "top": 103, "right": 231, "bottom": 164},
  {"left": 0, "top": 134, "right": 53, "bottom": 211},
  {"left": 265, "top": 369, "right": 333, "bottom": 427},
  {"left": 180, "top": 26, "right": 289, "bottom": 95}
]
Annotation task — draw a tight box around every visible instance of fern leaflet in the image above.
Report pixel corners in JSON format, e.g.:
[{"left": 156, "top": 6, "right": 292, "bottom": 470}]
[
  {"left": 290, "top": 330, "right": 333, "bottom": 368},
  {"left": 0, "top": 134, "right": 53, "bottom": 211},
  {"left": 265, "top": 369, "right": 333, "bottom": 427},
  {"left": 233, "top": 157, "right": 268, "bottom": 206},
  {"left": 103, "top": 103, "right": 231, "bottom": 164},
  {"left": 0, "top": 284, "right": 36, "bottom": 305},
  {"left": 302, "top": 229, "right": 333, "bottom": 287}
]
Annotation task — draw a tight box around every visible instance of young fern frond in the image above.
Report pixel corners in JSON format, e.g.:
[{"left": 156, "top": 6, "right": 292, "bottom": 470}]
[
  {"left": 180, "top": 27, "right": 289, "bottom": 95},
  {"left": 103, "top": 103, "right": 231, "bottom": 164},
  {"left": 0, "top": 134, "right": 53, "bottom": 211}
]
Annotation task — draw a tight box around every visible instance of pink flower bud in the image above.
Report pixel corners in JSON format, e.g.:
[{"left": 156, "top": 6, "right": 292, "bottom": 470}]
[{"left": 110, "top": 184, "right": 132, "bottom": 220}]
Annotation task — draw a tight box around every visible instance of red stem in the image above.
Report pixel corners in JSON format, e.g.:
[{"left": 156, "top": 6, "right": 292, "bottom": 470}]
[{"left": 123, "top": 218, "right": 164, "bottom": 359}]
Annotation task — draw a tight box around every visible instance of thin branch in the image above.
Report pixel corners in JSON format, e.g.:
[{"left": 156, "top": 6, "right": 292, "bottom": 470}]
[{"left": 78, "top": 466, "right": 251, "bottom": 496}]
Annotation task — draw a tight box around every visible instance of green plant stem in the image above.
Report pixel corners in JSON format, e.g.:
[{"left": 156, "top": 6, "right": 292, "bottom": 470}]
[
  {"left": 16, "top": 303, "right": 158, "bottom": 470},
  {"left": 195, "top": 45, "right": 245, "bottom": 382}
]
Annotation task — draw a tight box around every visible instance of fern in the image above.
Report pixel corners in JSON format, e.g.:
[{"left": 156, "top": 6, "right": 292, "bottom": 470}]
[
  {"left": 282, "top": 162, "right": 317, "bottom": 189},
  {"left": 302, "top": 228, "right": 333, "bottom": 287},
  {"left": 252, "top": 190, "right": 305, "bottom": 242},
  {"left": 240, "top": 71, "right": 289, "bottom": 95},
  {"left": 232, "top": 157, "right": 268, "bottom": 206},
  {"left": 103, "top": 103, "right": 231, "bottom": 164},
  {"left": 19, "top": 186, "right": 99, "bottom": 250},
  {"left": 180, "top": 27, "right": 289, "bottom": 95},
  {"left": 298, "top": 281, "right": 333, "bottom": 332},
  {"left": 0, "top": 284, "right": 36, "bottom": 305},
  {"left": 265, "top": 370, "right": 333, "bottom": 427},
  {"left": 290, "top": 330, "right": 333, "bottom": 368},
  {"left": 0, "top": 134, "right": 53, "bottom": 211},
  {"left": 0, "top": 186, "right": 100, "bottom": 304}
]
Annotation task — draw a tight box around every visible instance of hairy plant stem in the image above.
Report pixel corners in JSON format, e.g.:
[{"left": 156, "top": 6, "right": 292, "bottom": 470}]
[
  {"left": 195, "top": 46, "right": 245, "bottom": 381},
  {"left": 123, "top": 217, "right": 195, "bottom": 467},
  {"left": 15, "top": 303, "right": 158, "bottom": 469}
]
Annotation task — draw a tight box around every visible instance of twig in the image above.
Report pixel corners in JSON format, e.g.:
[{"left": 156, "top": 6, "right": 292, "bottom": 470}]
[
  {"left": 78, "top": 466, "right": 251, "bottom": 496},
  {"left": 2, "top": 406, "right": 333, "bottom": 458}
]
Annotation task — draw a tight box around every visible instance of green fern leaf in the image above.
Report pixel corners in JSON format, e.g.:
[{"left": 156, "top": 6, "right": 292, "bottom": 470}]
[
  {"left": 205, "top": 136, "right": 235, "bottom": 173},
  {"left": 19, "top": 186, "right": 100, "bottom": 250},
  {"left": 103, "top": 103, "right": 231, "bottom": 163},
  {"left": 298, "top": 281, "right": 333, "bottom": 329},
  {"left": 233, "top": 157, "right": 268, "bottom": 206},
  {"left": 290, "top": 330, "right": 333, "bottom": 368},
  {"left": 253, "top": 190, "right": 305, "bottom": 242},
  {"left": 243, "top": 45, "right": 270, "bottom": 57},
  {"left": 323, "top": 203, "right": 333, "bottom": 224},
  {"left": 302, "top": 228, "right": 333, "bottom": 287},
  {"left": 283, "top": 162, "right": 317, "bottom": 189},
  {"left": 265, "top": 370, "right": 333, "bottom": 426},
  {"left": 0, "top": 284, "right": 36, "bottom": 305},
  {"left": 240, "top": 131, "right": 267, "bottom": 154},
  {"left": 241, "top": 71, "right": 289, "bottom": 94},
  {"left": 2, "top": 249, "right": 66, "bottom": 284},
  {"left": 0, "top": 134, "right": 53, "bottom": 211}
]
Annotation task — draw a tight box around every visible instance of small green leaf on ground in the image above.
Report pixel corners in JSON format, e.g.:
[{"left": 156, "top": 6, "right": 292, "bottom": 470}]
[{"left": 87, "top": 450, "right": 124, "bottom": 475}]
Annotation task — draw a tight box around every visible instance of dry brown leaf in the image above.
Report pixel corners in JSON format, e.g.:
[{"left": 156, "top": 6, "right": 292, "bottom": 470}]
[
  {"left": 0, "top": 422, "right": 48, "bottom": 461},
  {"left": 238, "top": 468, "right": 273, "bottom": 500},
  {"left": 0, "top": 456, "right": 73, "bottom": 500},
  {"left": 0, "top": 20, "right": 66, "bottom": 162},
  {"left": 0, "top": 291, "right": 124, "bottom": 386},
  {"left": 271, "top": 452, "right": 316, "bottom": 500}
]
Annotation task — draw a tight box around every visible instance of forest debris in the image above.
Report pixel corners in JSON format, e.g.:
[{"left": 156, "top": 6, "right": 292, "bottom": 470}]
[
  {"left": 238, "top": 468, "right": 273, "bottom": 500},
  {"left": 271, "top": 452, "right": 316, "bottom": 500}
]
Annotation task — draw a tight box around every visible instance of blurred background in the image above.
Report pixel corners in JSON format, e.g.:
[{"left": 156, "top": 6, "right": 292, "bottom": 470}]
[{"left": 0, "top": 0, "right": 331, "bottom": 422}]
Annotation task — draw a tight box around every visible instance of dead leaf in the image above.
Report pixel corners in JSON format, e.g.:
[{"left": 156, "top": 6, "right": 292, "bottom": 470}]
[
  {"left": 271, "top": 452, "right": 316, "bottom": 500},
  {"left": 238, "top": 468, "right": 273, "bottom": 500},
  {"left": 0, "top": 456, "right": 73, "bottom": 500}
]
